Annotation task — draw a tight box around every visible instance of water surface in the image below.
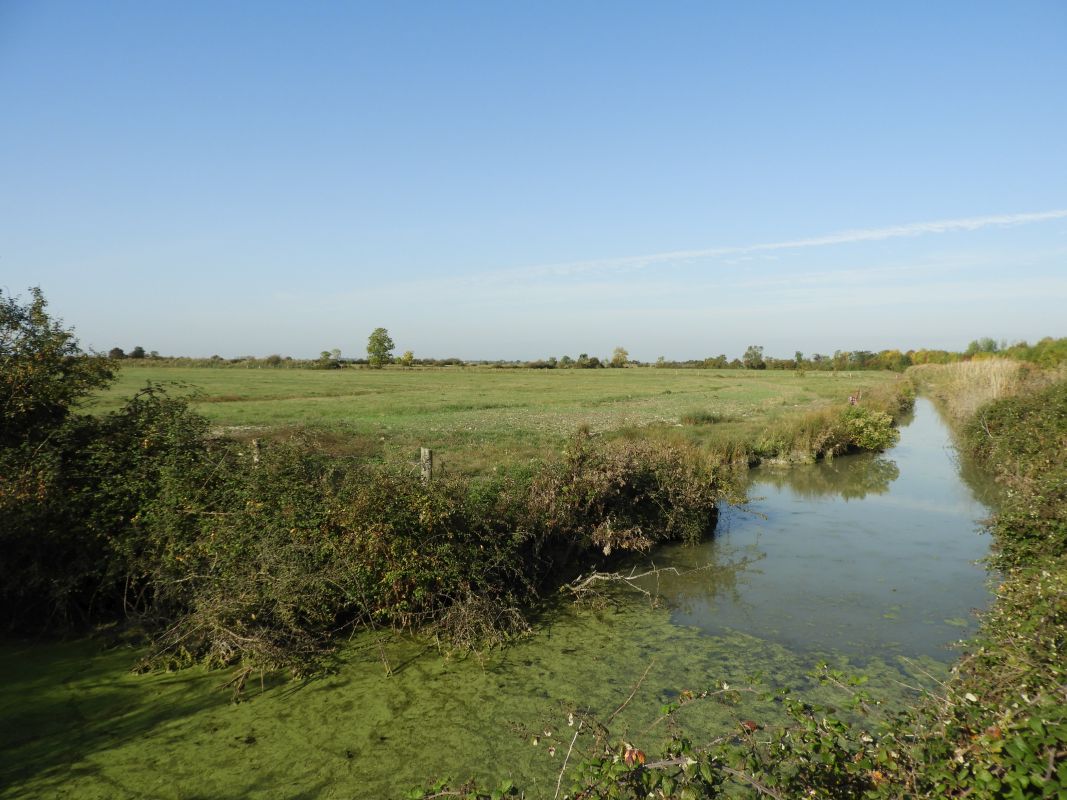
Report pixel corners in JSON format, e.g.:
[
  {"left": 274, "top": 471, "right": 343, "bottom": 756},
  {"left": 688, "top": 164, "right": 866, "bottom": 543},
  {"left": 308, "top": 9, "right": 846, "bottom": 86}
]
[{"left": 648, "top": 396, "right": 994, "bottom": 660}]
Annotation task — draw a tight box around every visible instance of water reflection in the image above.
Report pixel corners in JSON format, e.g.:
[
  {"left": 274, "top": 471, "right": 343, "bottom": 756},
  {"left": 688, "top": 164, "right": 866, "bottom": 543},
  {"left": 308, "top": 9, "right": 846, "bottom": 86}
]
[
  {"left": 756, "top": 454, "right": 900, "bottom": 500},
  {"left": 623, "top": 543, "right": 766, "bottom": 613},
  {"left": 639, "top": 398, "right": 993, "bottom": 662}
]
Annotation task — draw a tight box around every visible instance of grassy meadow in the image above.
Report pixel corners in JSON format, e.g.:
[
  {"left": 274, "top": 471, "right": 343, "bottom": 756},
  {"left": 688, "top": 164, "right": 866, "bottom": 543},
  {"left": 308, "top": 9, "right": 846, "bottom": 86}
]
[{"left": 88, "top": 365, "right": 901, "bottom": 473}]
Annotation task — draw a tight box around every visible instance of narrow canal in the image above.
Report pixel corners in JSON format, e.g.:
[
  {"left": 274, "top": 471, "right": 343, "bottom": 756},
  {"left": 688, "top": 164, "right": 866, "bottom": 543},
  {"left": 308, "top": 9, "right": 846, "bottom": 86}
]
[{"left": 0, "top": 398, "right": 995, "bottom": 799}]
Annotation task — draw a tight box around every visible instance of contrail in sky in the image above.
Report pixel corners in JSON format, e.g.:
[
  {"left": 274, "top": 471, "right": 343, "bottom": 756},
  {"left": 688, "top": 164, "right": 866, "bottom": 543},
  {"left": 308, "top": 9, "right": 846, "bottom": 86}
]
[{"left": 510, "top": 208, "right": 1067, "bottom": 278}]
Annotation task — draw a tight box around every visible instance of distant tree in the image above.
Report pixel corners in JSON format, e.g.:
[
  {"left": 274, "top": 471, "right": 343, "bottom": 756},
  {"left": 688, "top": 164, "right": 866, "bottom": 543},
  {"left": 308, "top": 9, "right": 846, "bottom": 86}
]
[
  {"left": 656, "top": 356, "right": 667, "bottom": 368},
  {"left": 317, "top": 350, "right": 341, "bottom": 369},
  {"left": 367, "top": 328, "right": 395, "bottom": 368},
  {"left": 399, "top": 350, "right": 414, "bottom": 368},
  {"left": 965, "top": 337, "right": 999, "bottom": 356},
  {"left": 610, "top": 347, "right": 629, "bottom": 368},
  {"left": 149, "top": 350, "right": 160, "bottom": 359},
  {"left": 876, "top": 349, "right": 910, "bottom": 372},
  {"left": 129, "top": 345, "right": 146, "bottom": 359},
  {"left": 849, "top": 350, "right": 875, "bottom": 369},
  {"left": 265, "top": 354, "right": 282, "bottom": 366},
  {"left": 742, "top": 345, "right": 765, "bottom": 370},
  {"left": 558, "top": 355, "right": 574, "bottom": 368},
  {"left": 794, "top": 351, "right": 804, "bottom": 368},
  {"left": 108, "top": 347, "right": 126, "bottom": 359}
]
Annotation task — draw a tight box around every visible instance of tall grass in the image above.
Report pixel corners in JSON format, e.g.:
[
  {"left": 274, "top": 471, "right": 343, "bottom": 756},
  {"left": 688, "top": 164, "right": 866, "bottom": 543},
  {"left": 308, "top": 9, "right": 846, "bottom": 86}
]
[{"left": 909, "top": 359, "right": 1040, "bottom": 423}]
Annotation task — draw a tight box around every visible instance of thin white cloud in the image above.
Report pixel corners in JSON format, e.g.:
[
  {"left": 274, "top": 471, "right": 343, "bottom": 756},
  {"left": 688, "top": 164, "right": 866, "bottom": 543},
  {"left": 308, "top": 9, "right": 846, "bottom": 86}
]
[{"left": 499, "top": 207, "right": 1067, "bottom": 279}]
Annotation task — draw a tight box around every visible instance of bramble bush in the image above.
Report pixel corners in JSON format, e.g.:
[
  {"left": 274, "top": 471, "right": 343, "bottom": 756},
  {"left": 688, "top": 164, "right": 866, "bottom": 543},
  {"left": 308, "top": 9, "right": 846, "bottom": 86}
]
[
  {"left": 132, "top": 428, "right": 732, "bottom": 672},
  {"left": 1, "top": 288, "right": 736, "bottom": 671}
]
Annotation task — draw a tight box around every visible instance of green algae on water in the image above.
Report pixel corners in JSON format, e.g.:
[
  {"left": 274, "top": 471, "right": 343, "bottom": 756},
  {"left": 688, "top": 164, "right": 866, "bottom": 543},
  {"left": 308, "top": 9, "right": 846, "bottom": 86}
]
[{"left": 0, "top": 601, "right": 945, "bottom": 800}]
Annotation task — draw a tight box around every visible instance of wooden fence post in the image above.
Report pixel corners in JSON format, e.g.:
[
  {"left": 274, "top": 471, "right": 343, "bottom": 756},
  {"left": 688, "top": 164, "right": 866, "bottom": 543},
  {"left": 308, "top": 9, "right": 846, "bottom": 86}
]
[{"left": 420, "top": 447, "right": 433, "bottom": 482}]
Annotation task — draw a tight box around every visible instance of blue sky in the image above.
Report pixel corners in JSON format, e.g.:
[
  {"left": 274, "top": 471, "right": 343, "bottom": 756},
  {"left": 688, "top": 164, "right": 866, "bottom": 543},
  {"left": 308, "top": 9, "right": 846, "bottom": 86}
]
[{"left": 2, "top": 1, "right": 1065, "bottom": 360}]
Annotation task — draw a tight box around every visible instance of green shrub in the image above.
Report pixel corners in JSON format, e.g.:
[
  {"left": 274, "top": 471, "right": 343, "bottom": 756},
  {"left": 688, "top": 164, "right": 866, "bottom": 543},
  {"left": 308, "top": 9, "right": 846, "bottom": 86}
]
[
  {"left": 962, "top": 379, "right": 1067, "bottom": 568},
  {"left": 841, "top": 406, "right": 899, "bottom": 451},
  {"left": 131, "top": 430, "right": 733, "bottom": 672}
]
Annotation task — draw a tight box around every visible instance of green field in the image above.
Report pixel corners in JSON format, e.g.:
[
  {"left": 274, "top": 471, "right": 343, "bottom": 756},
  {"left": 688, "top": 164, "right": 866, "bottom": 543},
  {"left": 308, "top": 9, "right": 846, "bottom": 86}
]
[{"left": 89, "top": 366, "right": 899, "bottom": 473}]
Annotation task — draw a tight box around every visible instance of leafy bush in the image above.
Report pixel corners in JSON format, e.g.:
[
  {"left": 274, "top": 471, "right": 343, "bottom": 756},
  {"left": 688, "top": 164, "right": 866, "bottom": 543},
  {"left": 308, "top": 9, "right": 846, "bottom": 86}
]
[
  {"left": 0, "top": 287, "right": 113, "bottom": 447},
  {"left": 0, "top": 383, "right": 212, "bottom": 629},
  {"left": 963, "top": 379, "right": 1067, "bottom": 568},
  {"left": 131, "top": 431, "right": 733, "bottom": 672},
  {"left": 524, "top": 431, "right": 731, "bottom": 562},
  {"left": 840, "top": 406, "right": 899, "bottom": 451},
  {"left": 753, "top": 392, "right": 904, "bottom": 463}
]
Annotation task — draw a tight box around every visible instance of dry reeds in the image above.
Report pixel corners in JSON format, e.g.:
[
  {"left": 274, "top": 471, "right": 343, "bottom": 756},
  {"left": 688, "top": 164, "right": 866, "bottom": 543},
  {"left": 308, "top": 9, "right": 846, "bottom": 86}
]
[{"left": 910, "top": 360, "right": 1029, "bottom": 423}]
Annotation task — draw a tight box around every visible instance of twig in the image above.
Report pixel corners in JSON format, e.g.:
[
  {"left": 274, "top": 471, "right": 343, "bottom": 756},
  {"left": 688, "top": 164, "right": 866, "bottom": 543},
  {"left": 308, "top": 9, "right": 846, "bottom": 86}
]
[
  {"left": 640, "top": 687, "right": 757, "bottom": 735},
  {"left": 553, "top": 721, "right": 583, "bottom": 800},
  {"left": 900, "top": 656, "right": 950, "bottom": 691},
  {"left": 376, "top": 636, "right": 393, "bottom": 677},
  {"left": 219, "top": 665, "right": 254, "bottom": 700},
  {"left": 639, "top": 755, "right": 690, "bottom": 769},
  {"left": 566, "top": 566, "right": 682, "bottom": 599},
  {"left": 1042, "top": 747, "right": 1058, "bottom": 782},
  {"left": 720, "top": 766, "right": 787, "bottom": 800},
  {"left": 608, "top": 658, "right": 656, "bottom": 724}
]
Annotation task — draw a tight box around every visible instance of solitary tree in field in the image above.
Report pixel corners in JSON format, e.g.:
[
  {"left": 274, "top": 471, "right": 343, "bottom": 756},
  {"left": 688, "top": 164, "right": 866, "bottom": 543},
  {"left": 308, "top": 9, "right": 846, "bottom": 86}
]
[
  {"left": 367, "top": 328, "right": 395, "bottom": 368},
  {"left": 399, "top": 350, "right": 414, "bottom": 368},
  {"left": 610, "top": 347, "right": 629, "bottom": 368},
  {"left": 742, "top": 345, "right": 766, "bottom": 370},
  {"left": 129, "top": 345, "right": 146, "bottom": 359}
]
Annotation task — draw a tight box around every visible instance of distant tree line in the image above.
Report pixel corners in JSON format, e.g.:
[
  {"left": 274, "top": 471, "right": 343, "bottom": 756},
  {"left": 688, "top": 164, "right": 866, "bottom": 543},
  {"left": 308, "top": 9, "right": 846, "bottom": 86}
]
[
  {"left": 107, "top": 345, "right": 157, "bottom": 360},
  {"left": 108, "top": 335, "right": 1067, "bottom": 371},
  {"left": 508, "top": 337, "right": 1067, "bottom": 371}
]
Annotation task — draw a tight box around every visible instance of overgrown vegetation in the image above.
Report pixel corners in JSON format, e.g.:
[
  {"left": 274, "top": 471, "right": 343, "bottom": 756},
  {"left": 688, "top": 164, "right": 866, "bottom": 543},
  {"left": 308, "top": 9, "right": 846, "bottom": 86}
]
[
  {"left": 416, "top": 364, "right": 1066, "bottom": 799},
  {"left": 1, "top": 289, "right": 738, "bottom": 674},
  {"left": 2, "top": 389, "right": 732, "bottom": 672},
  {"left": 654, "top": 381, "right": 912, "bottom": 468},
  {"left": 18, "top": 288, "right": 1058, "bottom": 799}
]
